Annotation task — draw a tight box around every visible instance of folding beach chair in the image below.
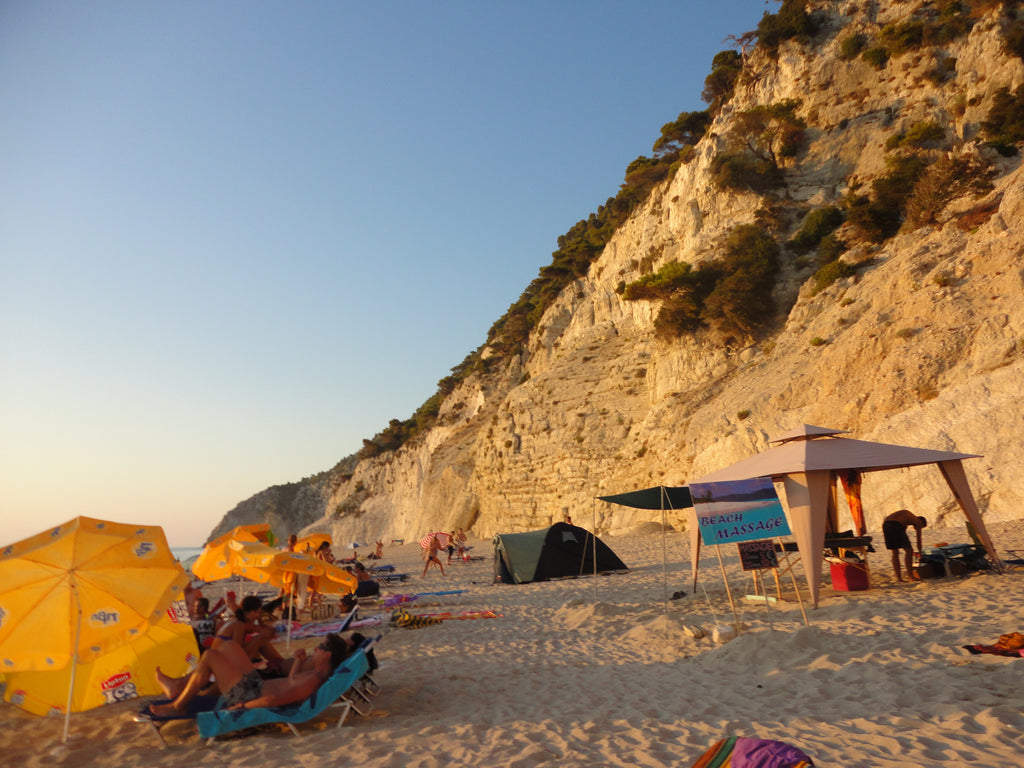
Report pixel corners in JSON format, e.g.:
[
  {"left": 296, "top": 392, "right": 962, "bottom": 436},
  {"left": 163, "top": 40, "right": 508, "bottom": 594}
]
[
  {"left": 195, "top": 649, "right": 372, "bottom": 742},
  {"left": 134, "top": 694, "right": 221, "bottom": 749},
  {"left": 195, "top": 635, "right": 382, "bottom": 743}
]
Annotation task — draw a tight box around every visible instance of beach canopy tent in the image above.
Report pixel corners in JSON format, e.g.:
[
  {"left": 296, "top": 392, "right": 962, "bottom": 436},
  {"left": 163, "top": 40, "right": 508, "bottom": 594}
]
[
  {"left": 598, "top": 486, "right": 694, "bottom": 511},
  {"left": 688, "top": 424, "right": 1000, "bottom": 607},
  {"left": 598, "top": 486, "right": 694, "bottom": 608},
  {"left": 493, "top": 523, "right": 628, "bottom": 584}
]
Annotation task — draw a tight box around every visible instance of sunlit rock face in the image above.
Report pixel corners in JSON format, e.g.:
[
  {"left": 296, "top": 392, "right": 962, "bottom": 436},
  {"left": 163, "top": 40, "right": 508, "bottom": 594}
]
[{"left": 212, "top": 1, "right": 1024, "bottom": 547}]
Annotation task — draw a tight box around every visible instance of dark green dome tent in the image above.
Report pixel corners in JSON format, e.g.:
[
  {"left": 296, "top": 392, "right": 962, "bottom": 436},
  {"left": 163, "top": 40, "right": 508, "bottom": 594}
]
[{"left": 492, "top": 522, "right": 628, "bottom": 584}]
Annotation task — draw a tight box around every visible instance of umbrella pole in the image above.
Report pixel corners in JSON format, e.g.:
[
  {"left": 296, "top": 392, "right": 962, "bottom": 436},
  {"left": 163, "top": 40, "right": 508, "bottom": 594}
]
[
  {"left": 286, "top": 589, "right": 294, "bottom": 650},
  {"left": 63, "top": 587, "right": 83, "bottom": 743}
]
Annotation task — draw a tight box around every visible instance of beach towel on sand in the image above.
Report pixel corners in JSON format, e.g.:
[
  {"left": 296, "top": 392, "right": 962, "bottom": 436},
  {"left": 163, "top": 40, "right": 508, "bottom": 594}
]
[
  {"left": 963, "top": 632, "right": 1024, "bottom": 657},
  {"left": 691, "top": 736, "right": 814, "bottom": 768}
]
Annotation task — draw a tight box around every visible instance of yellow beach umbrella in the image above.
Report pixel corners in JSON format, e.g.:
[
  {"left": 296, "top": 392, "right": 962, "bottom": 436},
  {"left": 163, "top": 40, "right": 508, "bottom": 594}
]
[
  {"left": 0, "top": 516, "right": 189, "bottom": 741},
  {"left": 294, "top": 532, "right": 331, "bottom": 554},
  {"left": 0, "top": 606, "right": 198, "bottom": 716},
  {"left": 228, "top": 541, "right": 357, "bottom": 594},
  {"left": 191, "top": 523, "right": 272, "bottom": 582}
]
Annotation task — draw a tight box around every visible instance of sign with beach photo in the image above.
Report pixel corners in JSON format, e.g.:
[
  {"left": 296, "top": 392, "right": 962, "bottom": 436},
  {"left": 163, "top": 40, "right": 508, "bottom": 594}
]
[{"left": 690, "top": 477, "right": 791, "bottom": 545}]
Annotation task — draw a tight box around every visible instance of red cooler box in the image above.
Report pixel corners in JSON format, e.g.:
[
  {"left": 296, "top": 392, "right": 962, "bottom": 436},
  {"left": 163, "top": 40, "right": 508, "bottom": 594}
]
[{"left": 830, "top": 560, "right": 869, "bottom": 591}]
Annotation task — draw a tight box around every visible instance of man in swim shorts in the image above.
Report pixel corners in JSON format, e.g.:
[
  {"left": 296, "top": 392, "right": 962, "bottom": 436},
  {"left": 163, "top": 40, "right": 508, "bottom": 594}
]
[
  {"left": 882, "top": 509, "right": 927, "bottom": 582},
  {"left": 149, "top": 633, "right": 353, "bottom": 716}
]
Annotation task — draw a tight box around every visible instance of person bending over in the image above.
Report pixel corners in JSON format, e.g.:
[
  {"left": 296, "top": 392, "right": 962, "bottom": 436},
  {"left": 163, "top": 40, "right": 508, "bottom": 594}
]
[
  {"left": 883, "top": 509, "right": 927, "bottom": 582},
  {"left": 150, "top": 633, "right": 354, "bottom": 716}
]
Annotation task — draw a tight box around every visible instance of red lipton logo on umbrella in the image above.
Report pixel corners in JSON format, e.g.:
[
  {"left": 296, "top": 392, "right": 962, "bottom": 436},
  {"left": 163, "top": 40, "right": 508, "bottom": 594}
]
[{"left": 101, "top": 672, "right": 132, "bottom": 692}]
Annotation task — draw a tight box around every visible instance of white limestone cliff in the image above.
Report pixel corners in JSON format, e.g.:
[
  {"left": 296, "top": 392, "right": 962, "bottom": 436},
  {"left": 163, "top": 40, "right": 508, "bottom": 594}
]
[{"left": 213, "top": 1, "right": 1024, "bottom": 547}]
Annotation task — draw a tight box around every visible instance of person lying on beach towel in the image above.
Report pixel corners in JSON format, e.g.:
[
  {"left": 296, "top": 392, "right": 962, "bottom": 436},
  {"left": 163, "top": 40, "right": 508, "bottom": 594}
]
[{"left": 147, "top": 634, "right": 355, "bottom": 718}]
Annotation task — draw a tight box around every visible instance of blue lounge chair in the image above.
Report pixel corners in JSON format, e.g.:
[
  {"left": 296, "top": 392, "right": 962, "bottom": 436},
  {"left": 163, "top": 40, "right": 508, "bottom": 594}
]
[
  {"left": 196, "top": 638, "right": 379, "bottom": 742},
  {"left": 134, "top": 694, "right": 222, "bottom": 749}
]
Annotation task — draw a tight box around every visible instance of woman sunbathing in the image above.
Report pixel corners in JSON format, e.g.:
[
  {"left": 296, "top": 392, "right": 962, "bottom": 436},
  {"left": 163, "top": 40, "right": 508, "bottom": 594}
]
[{"left": 214, "top": 595, "right": 289, "bottom": 674}]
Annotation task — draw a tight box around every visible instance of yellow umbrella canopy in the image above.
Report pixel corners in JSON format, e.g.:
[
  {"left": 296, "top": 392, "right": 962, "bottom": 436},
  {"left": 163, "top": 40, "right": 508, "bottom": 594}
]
[
  {"left": 229, "top": 541, "right": 357, "bottom": 594},
  {"left": 294, "top": 532, "right": 331, "bottom": 553},
  {"left": 0, "top": 607, "right": 198, "bottom": 716},
  {"left": 191, "top": 523, "right": 272, "bottom": 582},
  {"left": 0, "top": 516, "right": 189, "bottom": 672}
]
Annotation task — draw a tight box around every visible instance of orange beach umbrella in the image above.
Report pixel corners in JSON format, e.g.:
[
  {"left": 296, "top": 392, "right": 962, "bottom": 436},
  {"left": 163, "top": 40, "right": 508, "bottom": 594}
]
[
  {"left": 191, "top": 523, "right": 273, "bottom": 582},
  {"left": 1, "top": 606, "right": 197, "bottom": 717},
  {"left": 0, "top": 516, "right": 189, "bottom": 741},
  {"left": 228, "top": 541, "right": 357, "bottom": 594}
]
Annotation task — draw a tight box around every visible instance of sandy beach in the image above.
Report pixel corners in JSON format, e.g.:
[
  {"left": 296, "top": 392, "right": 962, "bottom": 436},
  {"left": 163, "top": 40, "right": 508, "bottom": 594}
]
[{"left": 3, "top": 522, "right": 1024, "bottom": 767}]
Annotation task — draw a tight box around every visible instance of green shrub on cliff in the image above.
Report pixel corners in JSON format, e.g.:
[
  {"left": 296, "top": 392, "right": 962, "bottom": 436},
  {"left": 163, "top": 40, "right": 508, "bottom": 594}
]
[
  {"left": 621, "top": 225, "right": 780, "bottom": 342},
  {"left": 702, "top": 50, "right": 743, "bottom": 112},
  {"left": 846, "top": 154, "right": 931, "bottom": 242},
  {"left": 756, "top": 0, "right": 817, "bottom": 56},
  {"left": 788, "top": 206, "right": 844, "bottom": 254},
  {"left": 982, "top": 84, "right": 1024, "bottom": 154}
]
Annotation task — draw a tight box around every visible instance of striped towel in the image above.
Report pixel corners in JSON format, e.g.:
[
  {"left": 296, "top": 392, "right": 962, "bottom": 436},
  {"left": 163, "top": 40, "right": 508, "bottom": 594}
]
[{"left": 691, "top": 736, "right": 814, "bottom": 768}]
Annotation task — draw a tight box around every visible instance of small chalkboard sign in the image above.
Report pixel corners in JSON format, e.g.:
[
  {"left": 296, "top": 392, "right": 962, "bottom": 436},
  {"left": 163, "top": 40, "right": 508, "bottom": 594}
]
[{"left": 738, "top": 539, "right": 778, "bottom": 571}]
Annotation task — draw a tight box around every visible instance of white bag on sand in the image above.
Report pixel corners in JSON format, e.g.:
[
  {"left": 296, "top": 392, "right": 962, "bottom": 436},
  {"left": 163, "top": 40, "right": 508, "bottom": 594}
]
[{"left": 712, "top": 624, "right": 737, "bottom": 644}]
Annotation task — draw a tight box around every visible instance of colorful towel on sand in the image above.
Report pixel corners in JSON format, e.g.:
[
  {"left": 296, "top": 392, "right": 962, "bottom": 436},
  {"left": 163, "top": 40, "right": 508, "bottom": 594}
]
[
  {"left": 390, "top": 607, "right": 501, "bottom": 629},
  {"left": 691, "top": 736, "right": 814, "bottom": 768},
  {"left": 284, "top": 616, "right": 383, "bottom": 639}
]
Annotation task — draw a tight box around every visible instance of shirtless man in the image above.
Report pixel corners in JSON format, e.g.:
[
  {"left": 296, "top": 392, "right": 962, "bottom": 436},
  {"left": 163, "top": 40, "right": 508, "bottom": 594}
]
[
  {"left": 882, "top": 509, "right": 927, "bottom": 582},
  {"left": 149, "top": 634, "right": 353, "bottom": 716},
  {"left": 422, "top": 535, "right": 446, "bottom": 577}
]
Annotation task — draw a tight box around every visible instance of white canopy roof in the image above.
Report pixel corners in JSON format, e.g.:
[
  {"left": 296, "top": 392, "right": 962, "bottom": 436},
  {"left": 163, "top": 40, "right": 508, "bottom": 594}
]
[{"left": 692, "top": 425, "right": 981, "bottom": 483}]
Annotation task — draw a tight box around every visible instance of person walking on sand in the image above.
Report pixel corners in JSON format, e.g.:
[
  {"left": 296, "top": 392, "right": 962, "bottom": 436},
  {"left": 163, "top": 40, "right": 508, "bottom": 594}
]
[
  {"left": 422, "top": 534, "right": 446, "bottom": 577},
  {"left": 883, "top": 509, "right": 927, "bottom": 582},
  {"left": 446, "top": 530, "right": 456, "bottom": 564}
]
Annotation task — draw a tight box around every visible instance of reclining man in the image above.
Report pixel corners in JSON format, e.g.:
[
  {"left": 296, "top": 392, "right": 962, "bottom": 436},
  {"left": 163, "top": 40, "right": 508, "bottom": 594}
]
[{"left": 149, "top": 633, "right": 354, "bottom": 717}]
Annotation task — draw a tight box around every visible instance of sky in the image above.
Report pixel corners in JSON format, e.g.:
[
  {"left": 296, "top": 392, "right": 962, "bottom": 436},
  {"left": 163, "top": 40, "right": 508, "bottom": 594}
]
[{"left": 0, "top": 0, "right": 776, "bottom": 547}]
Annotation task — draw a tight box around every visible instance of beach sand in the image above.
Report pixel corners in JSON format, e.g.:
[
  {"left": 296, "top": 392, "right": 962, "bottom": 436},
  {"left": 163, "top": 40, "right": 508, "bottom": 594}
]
[{"left": 3, "top": 522, "right": 1024, "bottom": 767}]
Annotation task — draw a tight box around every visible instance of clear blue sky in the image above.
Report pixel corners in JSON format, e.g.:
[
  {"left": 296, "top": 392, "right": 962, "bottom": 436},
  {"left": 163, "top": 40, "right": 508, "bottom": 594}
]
[{"left": 0, "top": 1, "right": 775, "bottom": 547}]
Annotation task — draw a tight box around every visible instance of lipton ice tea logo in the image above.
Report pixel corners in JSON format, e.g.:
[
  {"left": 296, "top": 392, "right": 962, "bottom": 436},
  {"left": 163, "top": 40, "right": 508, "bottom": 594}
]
[
  {"left": 101, "top": 672, "right": 138, "bottom": 704},
  {"left": 90, "top": 609, "right": 120, "bottom": 627}
]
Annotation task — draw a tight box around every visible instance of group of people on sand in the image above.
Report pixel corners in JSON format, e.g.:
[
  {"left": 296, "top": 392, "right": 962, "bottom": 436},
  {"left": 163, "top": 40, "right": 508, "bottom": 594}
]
[
  {"left": 151, "top": 599, "right": 371, "bottom": 717},
  {"left": 158, "top": 583, "right": 376, "bottom": 718},
  {"left": 270, "top": 533, "right": 390, "bottom": 612}
]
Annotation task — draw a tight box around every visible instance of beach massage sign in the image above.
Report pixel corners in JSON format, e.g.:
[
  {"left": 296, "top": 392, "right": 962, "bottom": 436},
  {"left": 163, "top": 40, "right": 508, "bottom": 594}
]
[{"left": 690, "top": 477, "right": 791, "bottom": 551}]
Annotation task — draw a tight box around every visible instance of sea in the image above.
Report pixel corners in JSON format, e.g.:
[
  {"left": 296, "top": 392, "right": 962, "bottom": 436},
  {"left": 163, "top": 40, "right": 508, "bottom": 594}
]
[{"left": 171, "top": 545, "right": 204, "bottom": 570}]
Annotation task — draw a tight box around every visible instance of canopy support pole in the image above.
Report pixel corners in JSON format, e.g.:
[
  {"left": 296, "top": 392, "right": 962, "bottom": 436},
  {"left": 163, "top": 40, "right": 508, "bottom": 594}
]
[
  {"left": 713, "top": 544, "right": 741, "bottom": 632},
  {"left": 661, "top": 488, "right": 669, "bottom": 615},
  {"left": 592, "top": 498, "right": 598, "bottom": 604}
]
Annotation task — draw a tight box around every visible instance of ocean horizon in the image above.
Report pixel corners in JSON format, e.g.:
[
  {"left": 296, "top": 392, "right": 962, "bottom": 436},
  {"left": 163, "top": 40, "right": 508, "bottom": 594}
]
[{"left": 171, "top": 545, "right": 203, "bottom": 563}]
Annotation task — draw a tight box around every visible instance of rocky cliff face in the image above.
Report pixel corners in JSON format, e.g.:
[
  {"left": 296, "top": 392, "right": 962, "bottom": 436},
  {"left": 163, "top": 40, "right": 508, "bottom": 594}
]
[{"left": 211, "top": 1, "right": 1024, "bottom": 546}]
